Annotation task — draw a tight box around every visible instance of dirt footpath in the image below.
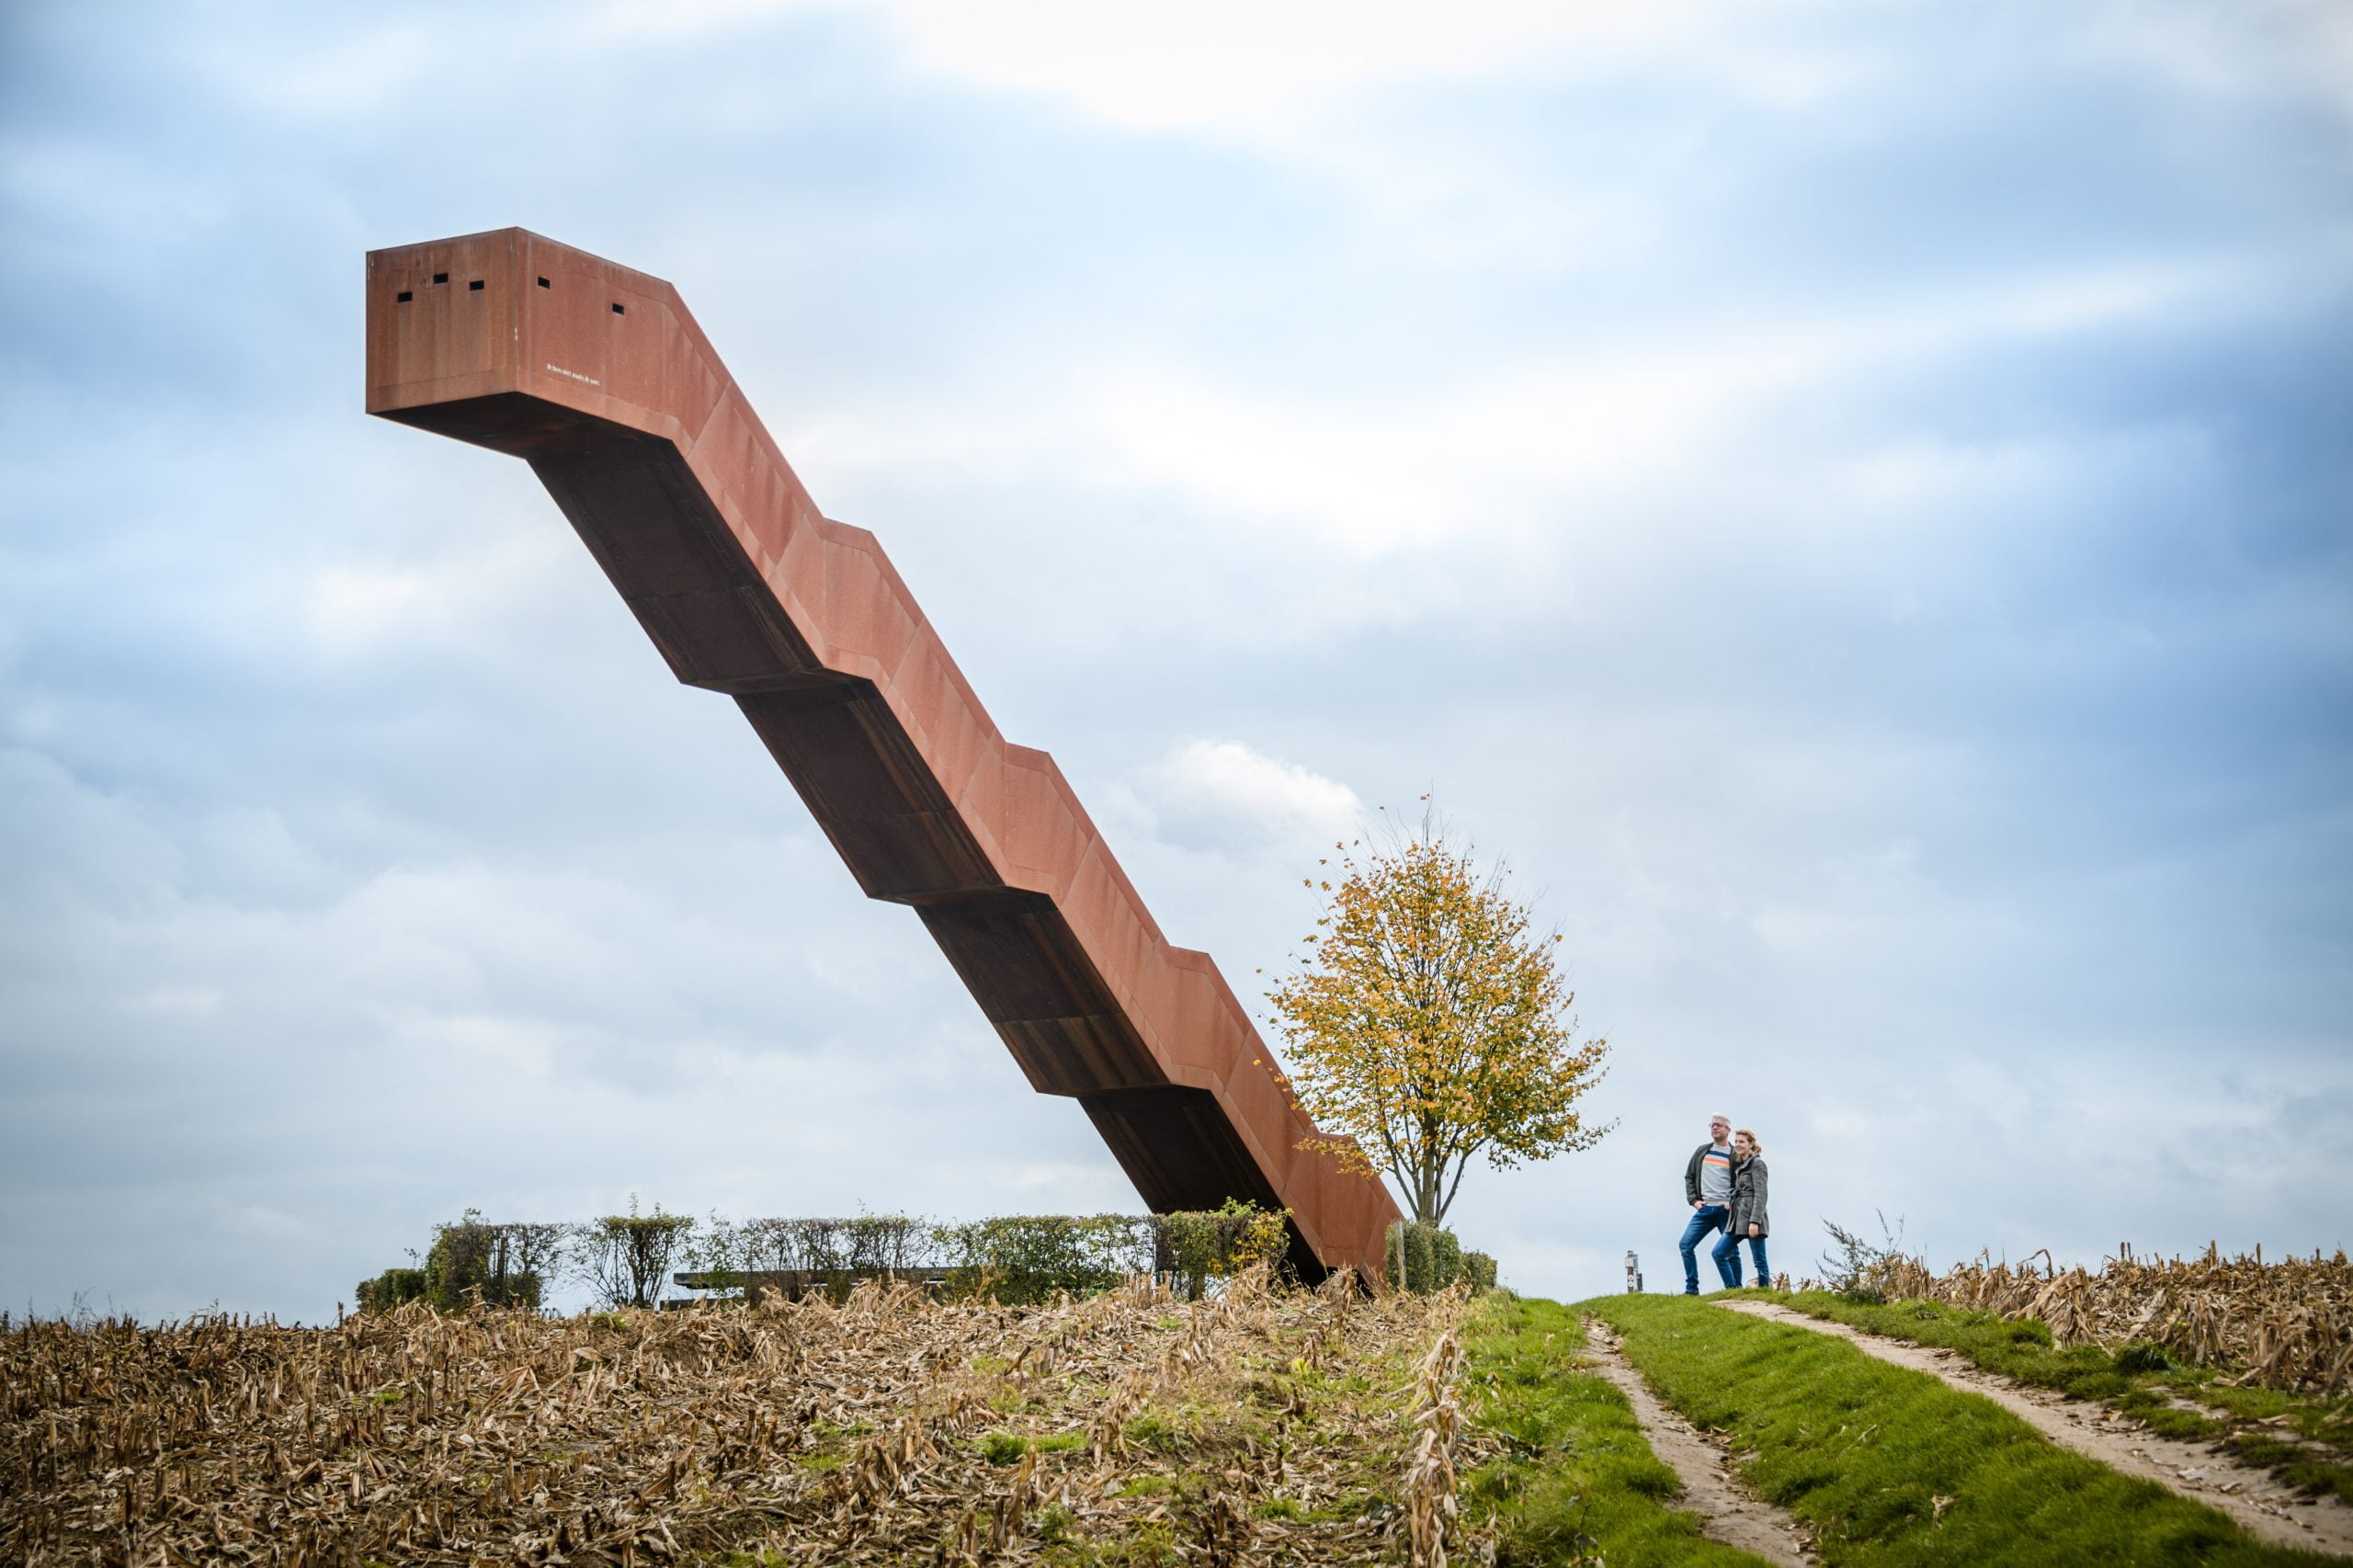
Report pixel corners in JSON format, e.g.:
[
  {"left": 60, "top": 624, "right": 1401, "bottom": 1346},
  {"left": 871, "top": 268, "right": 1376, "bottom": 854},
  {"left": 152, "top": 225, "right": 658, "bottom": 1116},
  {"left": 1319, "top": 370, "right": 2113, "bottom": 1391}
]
[
  {"left": 1711, "top": 1299, "right": 2353, "bottom": 1558},
  {"left": 1581, "top": 1318, "right": 1817, "bottom": 1567}
]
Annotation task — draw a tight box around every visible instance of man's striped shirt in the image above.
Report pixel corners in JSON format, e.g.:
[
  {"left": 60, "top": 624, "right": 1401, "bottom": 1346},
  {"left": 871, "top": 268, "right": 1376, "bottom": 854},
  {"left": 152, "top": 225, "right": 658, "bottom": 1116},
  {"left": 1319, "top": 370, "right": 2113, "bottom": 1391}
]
[{"left": 1699, "top": 1143, "right": 1734, "bottom": 1205}]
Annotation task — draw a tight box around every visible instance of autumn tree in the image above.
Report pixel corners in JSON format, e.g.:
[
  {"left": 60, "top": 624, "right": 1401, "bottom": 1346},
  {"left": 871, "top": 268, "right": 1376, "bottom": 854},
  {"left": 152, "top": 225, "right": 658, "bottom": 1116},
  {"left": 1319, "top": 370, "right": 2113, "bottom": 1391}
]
[{"left": 1264, "top": 815, "right": 1613, "bottom": 1225}]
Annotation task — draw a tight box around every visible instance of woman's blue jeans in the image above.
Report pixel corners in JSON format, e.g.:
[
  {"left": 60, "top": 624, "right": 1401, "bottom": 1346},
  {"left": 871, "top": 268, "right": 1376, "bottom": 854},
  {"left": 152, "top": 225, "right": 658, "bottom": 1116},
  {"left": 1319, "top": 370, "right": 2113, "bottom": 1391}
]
[{"left": 1711, "top": 1228, "right": 1768, "bottom": 1288}]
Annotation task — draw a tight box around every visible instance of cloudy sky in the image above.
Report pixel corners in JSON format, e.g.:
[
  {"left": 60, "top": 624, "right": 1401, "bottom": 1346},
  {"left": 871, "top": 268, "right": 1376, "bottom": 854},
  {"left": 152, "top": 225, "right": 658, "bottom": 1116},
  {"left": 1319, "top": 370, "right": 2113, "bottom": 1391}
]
[{"left": 4, "top": 0, "right": 2347, "bottom": 1320}]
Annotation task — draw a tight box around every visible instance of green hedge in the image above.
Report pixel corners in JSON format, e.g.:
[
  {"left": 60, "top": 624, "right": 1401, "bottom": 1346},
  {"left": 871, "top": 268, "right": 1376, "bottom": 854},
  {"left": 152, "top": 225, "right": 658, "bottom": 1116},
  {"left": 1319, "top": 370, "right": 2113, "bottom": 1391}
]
[
  {"left": 1385, "top": 1221, "right": 1495, "bottom": 1294},
  {"left": 1431, "top": 1226, "right": 1463, "bottom": 1289},
  {"left": 683, "top": 1204, "right": 1293, "bottom": 1305},
  {"left": 354, "top": 1267, "right": 428, "bottom": 1313},
  {"left": 359, "top": 1202, "right": 1305, "bottom": 1312},
  {"left": 941, "top": 1214, "right": 1137, "bottom": 1303}
]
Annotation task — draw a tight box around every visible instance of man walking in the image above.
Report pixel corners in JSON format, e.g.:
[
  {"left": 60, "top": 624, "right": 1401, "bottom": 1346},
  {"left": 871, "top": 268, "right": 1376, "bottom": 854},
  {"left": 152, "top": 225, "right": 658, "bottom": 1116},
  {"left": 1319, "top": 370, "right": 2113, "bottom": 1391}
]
[{"left": 1678, "top": 1113, "right": 1736, "bottom": 1294}]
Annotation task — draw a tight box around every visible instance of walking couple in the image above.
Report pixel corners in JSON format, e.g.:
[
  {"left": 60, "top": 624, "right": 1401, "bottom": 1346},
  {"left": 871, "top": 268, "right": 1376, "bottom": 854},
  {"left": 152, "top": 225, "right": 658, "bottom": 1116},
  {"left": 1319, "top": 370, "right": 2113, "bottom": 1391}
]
[{"left": 1679, "top": 1112, "right": 1770, "bottom": 1293}]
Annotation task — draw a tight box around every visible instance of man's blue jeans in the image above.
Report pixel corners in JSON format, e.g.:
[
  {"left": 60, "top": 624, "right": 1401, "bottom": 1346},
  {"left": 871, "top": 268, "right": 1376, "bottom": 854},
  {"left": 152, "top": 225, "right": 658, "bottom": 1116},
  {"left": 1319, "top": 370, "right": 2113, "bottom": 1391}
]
[
  {"left": 1712, "top": 1228, "right": 1768, "bottom": 1288},
  {"left": 1678, "top": 1204, "right": 1729, "bottom": 1292}
]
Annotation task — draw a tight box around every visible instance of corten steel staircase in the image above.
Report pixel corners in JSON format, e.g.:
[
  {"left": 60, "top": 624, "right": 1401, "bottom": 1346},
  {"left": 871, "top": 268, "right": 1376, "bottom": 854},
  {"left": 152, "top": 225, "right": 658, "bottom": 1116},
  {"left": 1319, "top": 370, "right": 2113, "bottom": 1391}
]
[{"left": 365, "top": 229, "right": 1401, "bottom": 1282}]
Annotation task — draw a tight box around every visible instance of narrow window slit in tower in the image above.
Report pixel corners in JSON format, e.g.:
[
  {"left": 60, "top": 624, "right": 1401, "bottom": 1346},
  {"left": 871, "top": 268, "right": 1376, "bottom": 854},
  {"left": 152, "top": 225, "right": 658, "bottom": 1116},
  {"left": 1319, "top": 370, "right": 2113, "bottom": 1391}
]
[
  {"left": 537, "top": 277, "right": 551, "bottom": 289},
  {"left": 468, "top": 279, "right": 484, "bottom": 290},
  {"left": 432, "top": 273, "right": 448, "bottom": 284},
  {"left": 611, "top": 302, "right": 626, "bottom": 315},
  {"left": 395, "top": 291, "right": 413, "bottom": 303}
]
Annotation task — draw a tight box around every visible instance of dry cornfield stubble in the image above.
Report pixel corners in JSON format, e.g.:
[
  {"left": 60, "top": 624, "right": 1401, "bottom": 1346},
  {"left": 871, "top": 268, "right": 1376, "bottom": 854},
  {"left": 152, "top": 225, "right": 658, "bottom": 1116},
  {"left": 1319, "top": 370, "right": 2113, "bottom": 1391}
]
[
  {"left": 1877, "top": 1245, "right": 2352, "bottom": 1394},
  {"left": 2, "top": 1267, "right": 1490, "bottom": 1566}
]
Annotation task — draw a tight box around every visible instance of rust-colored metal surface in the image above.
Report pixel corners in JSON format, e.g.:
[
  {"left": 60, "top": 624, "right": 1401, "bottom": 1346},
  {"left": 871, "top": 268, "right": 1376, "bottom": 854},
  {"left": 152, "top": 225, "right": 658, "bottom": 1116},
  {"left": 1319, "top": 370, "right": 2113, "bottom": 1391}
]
[{"left": 364, "top": 228, "right": 1401, "bottom": 1282}]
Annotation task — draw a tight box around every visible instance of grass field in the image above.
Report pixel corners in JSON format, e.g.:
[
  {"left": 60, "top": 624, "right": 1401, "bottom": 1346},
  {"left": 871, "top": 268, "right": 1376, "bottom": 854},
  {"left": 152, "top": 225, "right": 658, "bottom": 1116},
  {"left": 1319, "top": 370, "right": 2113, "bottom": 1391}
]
[
  {"left": 1460, "top": 1293, "right": 1777, "bottom": 1566},
  {"left": 1764, "top": 1289, "right": 2353, "bottom": 1508},
  {"left": 1584, "top": 1293, "right": 2336, "bottom": 1566}
]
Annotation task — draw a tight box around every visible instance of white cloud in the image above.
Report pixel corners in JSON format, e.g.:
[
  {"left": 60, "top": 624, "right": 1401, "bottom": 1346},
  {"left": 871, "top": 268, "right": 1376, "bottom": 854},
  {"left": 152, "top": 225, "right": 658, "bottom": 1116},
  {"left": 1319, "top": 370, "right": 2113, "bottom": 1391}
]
[
  {"left": 1131, "top": 740, "right": 1363, "bottom": 856},
  {"left": 792, "top": 257, "right": 2245, "bottom": 586},
  {"left": 606, "top": 0, "right": 1701, "bottom": 136}
]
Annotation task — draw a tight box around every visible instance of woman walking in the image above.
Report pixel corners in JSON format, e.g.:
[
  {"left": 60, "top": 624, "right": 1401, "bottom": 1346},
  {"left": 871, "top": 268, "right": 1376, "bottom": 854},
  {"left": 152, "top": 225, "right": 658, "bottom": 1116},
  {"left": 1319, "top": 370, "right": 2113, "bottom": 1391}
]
[{"left": 1712, "top": 1129, "right": 1770, "bottom": 1288}]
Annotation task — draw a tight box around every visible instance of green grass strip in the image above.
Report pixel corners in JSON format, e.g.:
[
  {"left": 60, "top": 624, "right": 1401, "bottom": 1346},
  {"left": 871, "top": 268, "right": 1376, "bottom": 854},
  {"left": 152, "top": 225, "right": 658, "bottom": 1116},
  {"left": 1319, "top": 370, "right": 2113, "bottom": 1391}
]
[
  {"left": 1763, "top": 1289, "right": 2353, "bottom": 1507},
  {"left": 1461, "top": 1293, "right": 1779, "bottom": 1566},
  {"left": 1585, "top": 1293, "right": 2336, "bottom": 1567}
]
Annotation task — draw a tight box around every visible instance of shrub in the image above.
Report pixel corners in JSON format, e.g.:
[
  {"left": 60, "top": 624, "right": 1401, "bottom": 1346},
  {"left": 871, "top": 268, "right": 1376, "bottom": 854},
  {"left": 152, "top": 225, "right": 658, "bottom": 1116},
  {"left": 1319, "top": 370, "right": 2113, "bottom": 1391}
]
[
  {"left": 426, "top": 1213, "right": 560, "bottom": 1311},
  {"left": 1384, "top": 1221, "right": 1485, "bottom": 1294},
  {"left": 690, "top": 1211, "right": 947, "bottom": 1301},
  {"left": 1153, "top": 1200, "right": 1290, "bottom": 1299},
  {"left": 937, "top": 1214, "right": 1153, "bottom": 1304},
  {"left": 355, "top": 1210, "right": 565, "bottom": 1314},
  {"left": 1404, "top": 1221, "right": 1435, "bottom": 1294},
  {"left": 751, "top": 1213, "right": 940, "bottom": 1275},
  {"left": 1819, "top": 1212, "right": 1908, "bottom": 1303},
  {"left": 1428, "top": 1226, "right": 1463, "bottom": 1290},
  {"left": 922, "top": 1207, "right": 1298, "bottom": 1304},
  {"left": 574, "top": 1198, "right": 694, "bottom": 1309},
  {"left": 355, "top": 1267, "right": 428, "bottom": 1313}
]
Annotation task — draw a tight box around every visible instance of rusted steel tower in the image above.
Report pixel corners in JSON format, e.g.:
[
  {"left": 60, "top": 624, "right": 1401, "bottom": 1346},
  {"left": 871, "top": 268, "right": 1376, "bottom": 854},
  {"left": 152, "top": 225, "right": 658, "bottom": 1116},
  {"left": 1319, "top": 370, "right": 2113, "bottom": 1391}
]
[{"left": 365, "top": 229, "right": 1401, "bottom": 1281}]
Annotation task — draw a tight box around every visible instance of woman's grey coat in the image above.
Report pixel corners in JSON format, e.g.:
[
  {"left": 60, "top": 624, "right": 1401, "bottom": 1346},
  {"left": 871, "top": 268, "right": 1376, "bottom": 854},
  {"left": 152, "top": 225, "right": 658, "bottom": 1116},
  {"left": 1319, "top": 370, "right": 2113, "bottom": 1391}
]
[{"left": 1729, "top": 1155, "right": 1770, "bottom": 1239}]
